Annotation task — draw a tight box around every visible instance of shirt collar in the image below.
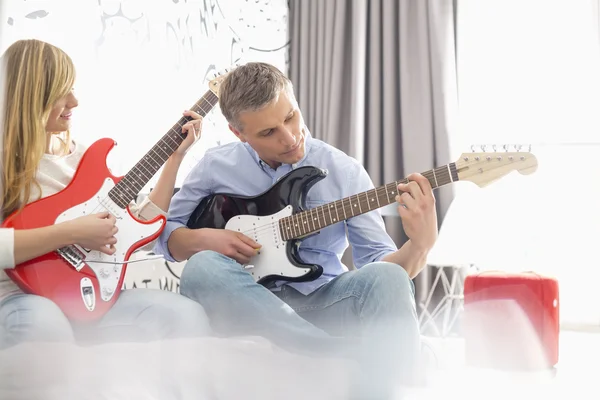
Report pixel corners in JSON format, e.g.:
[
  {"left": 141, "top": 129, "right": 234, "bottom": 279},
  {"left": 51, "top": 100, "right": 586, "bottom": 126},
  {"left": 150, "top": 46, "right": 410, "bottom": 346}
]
[{"left": 244, "top": 127, "right": 312, "bottom": 171}]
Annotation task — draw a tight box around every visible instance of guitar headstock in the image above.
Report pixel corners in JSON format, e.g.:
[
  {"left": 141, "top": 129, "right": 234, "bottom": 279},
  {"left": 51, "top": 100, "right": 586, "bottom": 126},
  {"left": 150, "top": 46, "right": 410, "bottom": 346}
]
[
  {"left": 208, "top": 65, "right": 240, "bottom": 97},
  {"left": 455, "top": 144, "right": 538, "bottom": 187}
]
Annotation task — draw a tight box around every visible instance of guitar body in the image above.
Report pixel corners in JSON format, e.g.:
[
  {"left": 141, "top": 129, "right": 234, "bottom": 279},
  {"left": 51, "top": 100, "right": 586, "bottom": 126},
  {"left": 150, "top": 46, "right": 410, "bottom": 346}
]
[
  {"left": 2, "top": 138, "right": 165, "bottom": 322},
  {"left": 187, "top": 165, "right": 327, "bottom": 286}
]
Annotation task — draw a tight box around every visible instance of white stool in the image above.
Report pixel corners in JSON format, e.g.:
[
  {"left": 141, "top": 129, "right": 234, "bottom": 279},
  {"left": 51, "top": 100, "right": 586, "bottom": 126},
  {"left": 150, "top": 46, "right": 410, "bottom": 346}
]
[{"left": 418, "top": 263, "right": 474, "bottom": 337}]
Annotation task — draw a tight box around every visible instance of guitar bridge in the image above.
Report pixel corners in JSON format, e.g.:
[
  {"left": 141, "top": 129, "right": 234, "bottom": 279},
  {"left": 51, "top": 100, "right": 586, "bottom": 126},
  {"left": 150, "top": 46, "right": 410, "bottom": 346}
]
[{"left": 57, "top": 246, "right": 86, "bottom": 271}]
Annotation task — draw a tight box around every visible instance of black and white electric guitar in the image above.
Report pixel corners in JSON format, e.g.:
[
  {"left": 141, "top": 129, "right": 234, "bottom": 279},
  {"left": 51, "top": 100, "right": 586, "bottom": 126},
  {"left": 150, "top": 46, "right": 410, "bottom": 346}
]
[{"left": 186, "top": 146, "right": 538, "bottom": 286}]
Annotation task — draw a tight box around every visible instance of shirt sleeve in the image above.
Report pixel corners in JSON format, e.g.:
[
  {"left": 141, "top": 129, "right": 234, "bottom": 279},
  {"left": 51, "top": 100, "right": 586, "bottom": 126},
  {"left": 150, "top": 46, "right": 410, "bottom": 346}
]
[
  {"left": 153, "top": 153, "right": 214, "bottom": 262},
  {"left": 0, "top": 228, "right": 15, "bottom": 269},
  {"left": 345, "top": 163, "right": 398, "bottom": 268}
]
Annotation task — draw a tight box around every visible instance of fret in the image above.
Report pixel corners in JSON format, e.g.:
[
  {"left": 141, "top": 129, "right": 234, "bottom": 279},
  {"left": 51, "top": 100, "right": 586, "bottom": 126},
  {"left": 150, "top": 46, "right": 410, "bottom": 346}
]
[
  {"left": 309, "top": 208, "right": 316, "bottom": 232},
  {"left": 450, "top": 163, "right": 458, "bottom": 182},
  {"left": 355, "top": 194, "right": 362, "bottom": 214},
  {"left": 375, "top": 188, "right": 381, "bottom": 208},
  {"left": 298, "top": 213, "right": 305, "bottom": 236},
  {"left": 299, "top": 213, "right": 307, "bottom": 236},
  {"left": 278, "top": 220, "right": 285, "bottom": 241},
  {"left": 333, "top": 201, "right": 340, "bottom": 223},
  {"left": 163, "top": 131, "right": 179, "bottom": 149},
  {"left": 298, "top": 214, "right": 305, "bottom": 235},
  {"left": 320, "top": 205, "right": 327, "bottom": 228},
  {"left": 313, "top": 207, "right": 319, "bottom": 230},
  {"left": 432, "top": 169, "right": 439, "bottom": 188},
  {"left": 280, "top": 219, "right": 286, "bottom": 241},
  {"left": 155, "top": 136, "right": 173, "bottom": 154},
  {"left": 291, "top": 214, "right": 298, "bottom": 238},
  {"left": 134, "top": 162, "right": 153, "bottom": 180},
  {"left": 341, "top": 199, "right": 347, "bottom": 220},
  {"left": 287, "top": 214, "right": 295, "bottom": 239},
  {"left": 363, "top": 191, "right": 371, "bottom": 211},
  {"left": 284, "top": 220, "right": 291, "bottom": 240}
]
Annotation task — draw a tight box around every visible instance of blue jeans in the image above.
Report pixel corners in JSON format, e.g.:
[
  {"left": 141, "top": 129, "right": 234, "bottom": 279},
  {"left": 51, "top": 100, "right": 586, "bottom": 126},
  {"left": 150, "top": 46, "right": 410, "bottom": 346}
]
[
  {"left": 179, "top": 250, "right": 421, "bottom": 399},
  {"left": 0, "top": 288, "right": 211, "bottom": 349}
]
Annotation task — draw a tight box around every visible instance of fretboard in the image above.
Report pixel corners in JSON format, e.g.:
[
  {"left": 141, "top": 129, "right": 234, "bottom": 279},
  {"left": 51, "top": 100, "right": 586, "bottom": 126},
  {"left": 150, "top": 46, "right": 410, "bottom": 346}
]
[
  {"left": 279, "top": 163, "right": 459, "bottom": 241},
  {"left": 108, "top": 90, "right": 219, "bottom": 208}
]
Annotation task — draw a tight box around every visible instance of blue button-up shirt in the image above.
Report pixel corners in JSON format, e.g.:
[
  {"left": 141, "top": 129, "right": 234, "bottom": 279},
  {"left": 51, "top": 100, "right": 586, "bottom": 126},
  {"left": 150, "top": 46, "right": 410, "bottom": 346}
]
[{"left": 154, "top": 132, "right": 398, "bottom": 295}]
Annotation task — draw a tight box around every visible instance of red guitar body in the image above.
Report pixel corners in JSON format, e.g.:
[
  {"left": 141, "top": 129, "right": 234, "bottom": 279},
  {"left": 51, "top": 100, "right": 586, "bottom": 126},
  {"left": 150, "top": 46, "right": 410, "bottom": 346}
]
[{"left": 2, "top": 138, "right": 165, "bottom": 322}]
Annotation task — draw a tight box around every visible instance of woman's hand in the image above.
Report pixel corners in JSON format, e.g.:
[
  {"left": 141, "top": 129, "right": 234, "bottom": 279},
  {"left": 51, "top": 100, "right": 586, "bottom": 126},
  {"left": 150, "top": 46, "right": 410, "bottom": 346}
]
[
  {"left": 64, "top": 212, "right": 118, "bottom": 255},
  {"left": 174, "top": 110, "right": 203, "bottom": 157}
]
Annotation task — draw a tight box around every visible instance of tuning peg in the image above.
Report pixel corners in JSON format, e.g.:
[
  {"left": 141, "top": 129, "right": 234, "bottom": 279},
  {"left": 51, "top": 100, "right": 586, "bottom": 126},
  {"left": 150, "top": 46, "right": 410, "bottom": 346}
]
[
  {"left": 471, "top": 144, "right": 476, "bottom": 152},
  {"left": 481, "top": 144, "right": 487, "bottom": 152},
  {"left": 492, "top": 144, "right": 497, "bottom": 152}
]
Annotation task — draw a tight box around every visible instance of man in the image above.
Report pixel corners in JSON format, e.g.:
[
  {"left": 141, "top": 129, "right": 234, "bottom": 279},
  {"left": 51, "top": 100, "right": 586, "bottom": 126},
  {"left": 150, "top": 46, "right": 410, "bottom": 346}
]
[{"left": 154, "top": 62, "right": 438, "bottom": 398}]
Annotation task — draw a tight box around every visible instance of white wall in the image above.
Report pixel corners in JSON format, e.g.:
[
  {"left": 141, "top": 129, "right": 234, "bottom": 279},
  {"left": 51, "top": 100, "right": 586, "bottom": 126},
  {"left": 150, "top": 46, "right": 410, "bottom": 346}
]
[
  {"left": 1, "top": 0, "right": 289, "bottom": 292},
  {"left": 0, "top": 0, "right": 289, "bottom": 188},
  {"left": 439, "top": 0, "right": 600, "bottom": 327}
]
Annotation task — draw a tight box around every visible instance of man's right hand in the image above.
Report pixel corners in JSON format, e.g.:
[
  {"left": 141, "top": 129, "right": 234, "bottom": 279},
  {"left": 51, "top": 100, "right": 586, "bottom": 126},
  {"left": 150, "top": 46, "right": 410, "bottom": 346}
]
[
  {"left": 197, "top": 228, "right": 261, "bottom": 265},
  {"left": 64, "top": 211, "right": 118, "bottom": 255}
]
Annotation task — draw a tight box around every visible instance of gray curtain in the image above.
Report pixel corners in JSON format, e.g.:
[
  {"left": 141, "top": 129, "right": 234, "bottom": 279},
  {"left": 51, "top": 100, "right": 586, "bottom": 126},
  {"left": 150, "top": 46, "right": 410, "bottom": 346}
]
[{"left": 289, "top": 0, "right": 458, "bottom": 310}]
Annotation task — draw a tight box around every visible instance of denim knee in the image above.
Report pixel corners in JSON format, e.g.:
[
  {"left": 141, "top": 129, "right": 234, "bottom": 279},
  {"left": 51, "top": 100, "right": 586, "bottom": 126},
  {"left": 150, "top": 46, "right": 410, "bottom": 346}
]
[
  {"left": 180, "top": 250, "right": 240, "bottom": 296},
  {"left": 356, "top": 262, "right": 416, "bottom": 314},
  {"left": 0, "top": 294, "right": 74, "bottom": 348},
  {"left": 360, "top": 261, "right": 414, "bottom": 293}
]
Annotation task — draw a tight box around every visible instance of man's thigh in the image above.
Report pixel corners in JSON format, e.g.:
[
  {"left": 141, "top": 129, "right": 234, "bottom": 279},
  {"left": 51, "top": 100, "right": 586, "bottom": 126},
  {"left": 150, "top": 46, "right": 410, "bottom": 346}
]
[
  {"left": 276, "top": 271, "right": 370, "bottom": 337},
  {"left": 276, "top": 262, "right": 416, "bottom": 338}
]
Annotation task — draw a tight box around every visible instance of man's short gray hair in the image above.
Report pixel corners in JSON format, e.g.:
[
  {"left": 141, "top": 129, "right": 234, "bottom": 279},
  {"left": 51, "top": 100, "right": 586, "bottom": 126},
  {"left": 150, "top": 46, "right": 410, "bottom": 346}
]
[{"left": 218, "top": 62, "right": 294, "bottom": 132}]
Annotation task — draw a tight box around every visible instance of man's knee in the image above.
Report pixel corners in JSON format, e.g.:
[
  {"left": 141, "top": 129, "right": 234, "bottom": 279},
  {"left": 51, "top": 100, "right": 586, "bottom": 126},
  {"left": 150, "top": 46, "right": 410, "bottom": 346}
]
[
  {"left": 356, "top": 262, "right": 416, "bottom": 314},
  {"left": 1, "top": 295, "right": 74, "bottom": 346},
  {"left": 359, "top": 262, "right": 414, "bottom": 293},
  {"left": 180, "top": 250, "right": 240, "bottom": 295}
]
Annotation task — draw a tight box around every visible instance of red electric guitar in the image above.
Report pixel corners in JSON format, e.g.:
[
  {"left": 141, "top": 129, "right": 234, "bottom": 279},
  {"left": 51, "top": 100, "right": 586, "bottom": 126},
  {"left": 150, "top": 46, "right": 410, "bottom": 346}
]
[{"left": 2, "top": 71, "right": 230, "bottom": 322}]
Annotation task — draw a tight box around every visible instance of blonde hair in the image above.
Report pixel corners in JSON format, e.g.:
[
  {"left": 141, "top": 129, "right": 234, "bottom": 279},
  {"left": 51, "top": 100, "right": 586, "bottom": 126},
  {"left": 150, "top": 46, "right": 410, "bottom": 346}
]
[
  {"left": 219, "top": 62, "right": 294, "bottom": 132},
  {"left": 1, "top": 39, "right": 75, "bottom": 219}
]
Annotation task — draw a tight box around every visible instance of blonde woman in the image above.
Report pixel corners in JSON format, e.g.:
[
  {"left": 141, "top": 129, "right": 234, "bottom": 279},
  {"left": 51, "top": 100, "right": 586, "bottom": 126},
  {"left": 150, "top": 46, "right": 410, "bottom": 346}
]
[{"left": 0, "top": 39, "right": 210, "bottom": 349}]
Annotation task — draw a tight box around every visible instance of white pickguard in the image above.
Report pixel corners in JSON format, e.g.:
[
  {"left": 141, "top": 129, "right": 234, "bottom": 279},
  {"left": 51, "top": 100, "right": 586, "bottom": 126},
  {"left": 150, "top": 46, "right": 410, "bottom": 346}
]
[
  {"left": 224, "top": 205, "right": 311, "bottom": 281},
  {"left": 54, "top": 178, "right": 163, "bottom": 306}
]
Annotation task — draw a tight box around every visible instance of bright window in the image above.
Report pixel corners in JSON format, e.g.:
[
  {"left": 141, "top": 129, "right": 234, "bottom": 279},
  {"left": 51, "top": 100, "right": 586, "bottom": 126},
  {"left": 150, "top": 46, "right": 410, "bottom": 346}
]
[{"left": 437, "top": 0, "right": 600, "bottom": 326}]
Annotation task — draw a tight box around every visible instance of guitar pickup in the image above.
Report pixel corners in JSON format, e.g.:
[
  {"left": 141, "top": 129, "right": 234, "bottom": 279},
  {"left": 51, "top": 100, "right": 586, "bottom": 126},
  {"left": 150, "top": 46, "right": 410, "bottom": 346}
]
[{"left": 57, "top": 246, "right": 86, "bottom": 271}]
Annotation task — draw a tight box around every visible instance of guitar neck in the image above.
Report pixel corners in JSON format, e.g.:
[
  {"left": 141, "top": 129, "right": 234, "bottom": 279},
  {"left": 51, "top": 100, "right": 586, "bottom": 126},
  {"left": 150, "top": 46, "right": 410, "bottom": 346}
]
[
  {"left": 279, "top": 163, "right": 459, "bottom": 241},
  {"left": 107, "top": 91, "right": 219, "bottom": 208}
]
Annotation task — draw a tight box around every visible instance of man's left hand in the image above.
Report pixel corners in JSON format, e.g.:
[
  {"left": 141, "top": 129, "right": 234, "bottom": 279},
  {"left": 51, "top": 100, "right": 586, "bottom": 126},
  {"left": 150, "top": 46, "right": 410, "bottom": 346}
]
[{"left": 395, "top": 173, "right": 438, "bottom": 251}]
